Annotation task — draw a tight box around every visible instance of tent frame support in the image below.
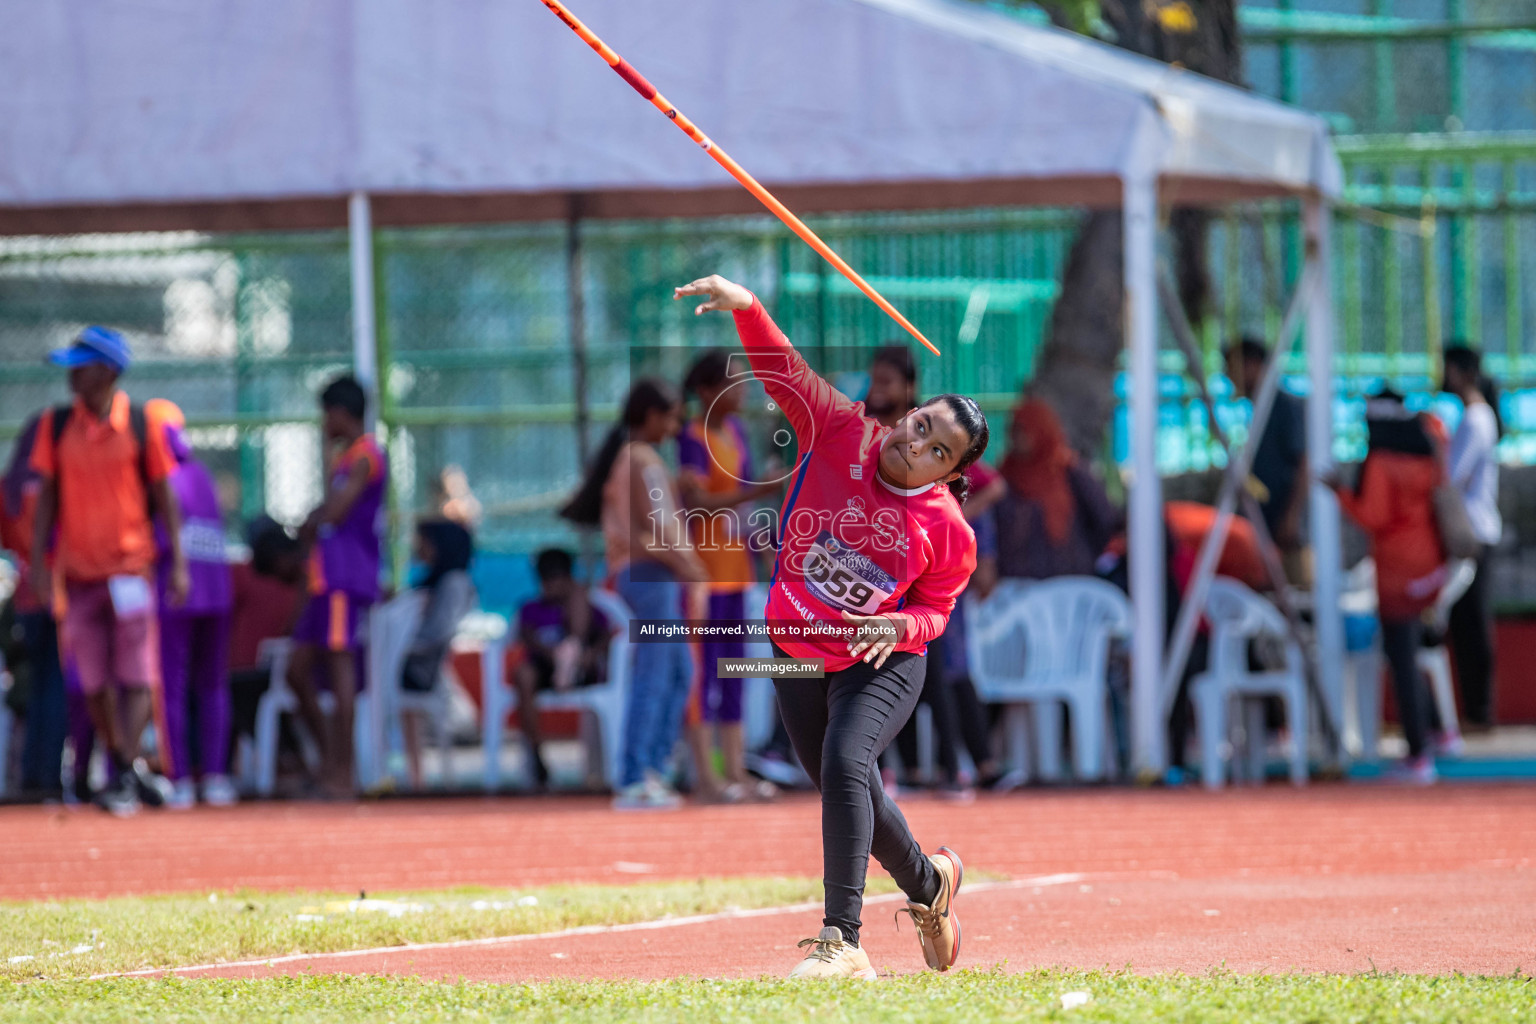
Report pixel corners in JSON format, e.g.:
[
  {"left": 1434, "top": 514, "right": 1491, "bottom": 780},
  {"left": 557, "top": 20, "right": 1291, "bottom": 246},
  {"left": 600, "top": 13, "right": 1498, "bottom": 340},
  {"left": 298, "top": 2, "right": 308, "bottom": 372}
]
[
  {"left": 1130, "top": 194, "right": 1344, "bottom": 779},
  {"left": 1125, "top": 170, "right": 1165, "bottom": 777},
  {"left": 349, "top": 191, "right": 380, "bottom": 428},
  {"left": 1158, "top": 258, "right": 1317, "bottom": 719},
  {"left": 347, "top": 189, "right": 385, "bottom": 791},
  {"left": 1304, "top": 196, "right": 1345, "bottom": 744},
  {"left": 1155, "top": 262, "right": 1343, "bottom": 760}
]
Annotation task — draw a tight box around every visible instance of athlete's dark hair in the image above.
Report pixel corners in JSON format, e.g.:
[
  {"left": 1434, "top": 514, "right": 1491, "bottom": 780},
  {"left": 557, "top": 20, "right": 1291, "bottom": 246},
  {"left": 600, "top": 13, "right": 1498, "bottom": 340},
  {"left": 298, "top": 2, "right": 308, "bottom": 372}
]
[
  {"left": 319, "top": 375, "right": 367, "bottom": 422},
  {"left": 1225, "top": 335, "right": 1269, "bottom": 365},
  {"left": 560, "top": 378, "right": 680, "bottom": 526},
  {"left": 1444, "top": 342, "right": 1503, "bottom": 438},
  {"left": 920, "top": 393, "right": 990, "bottom": 504},
  {"left": 683, "top": 349, "right": 731, "bottom": 398},
  {"left": 871, "top": 344, "right": 917, "bottom": 386},
  {"left": 534, "top": 547, "right": 575, "bottom": 582},
  {"left": 249, "top": 517, "right": 301, "bottom": 578}
]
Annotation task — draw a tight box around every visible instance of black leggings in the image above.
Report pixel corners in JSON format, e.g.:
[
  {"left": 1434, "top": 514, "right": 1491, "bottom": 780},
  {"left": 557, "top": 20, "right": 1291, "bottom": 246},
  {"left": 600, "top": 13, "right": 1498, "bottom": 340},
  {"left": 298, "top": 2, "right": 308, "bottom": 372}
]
[
  {"left": 1449, "top": 545, "right": 1496, "bottom": 727},
  {"left": 1382, "top": 618, "right": 1429, "bottom": 759},
  {"left": 772, "top": 645, "right": 940, "bottom": 946}
]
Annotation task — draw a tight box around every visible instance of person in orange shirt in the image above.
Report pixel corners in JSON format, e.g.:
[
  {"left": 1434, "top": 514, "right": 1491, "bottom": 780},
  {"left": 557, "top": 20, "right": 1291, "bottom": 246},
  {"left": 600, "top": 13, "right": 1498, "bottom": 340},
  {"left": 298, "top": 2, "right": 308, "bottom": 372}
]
[{"left": 28, "top": 327, "right": 189, "bottom": 817}]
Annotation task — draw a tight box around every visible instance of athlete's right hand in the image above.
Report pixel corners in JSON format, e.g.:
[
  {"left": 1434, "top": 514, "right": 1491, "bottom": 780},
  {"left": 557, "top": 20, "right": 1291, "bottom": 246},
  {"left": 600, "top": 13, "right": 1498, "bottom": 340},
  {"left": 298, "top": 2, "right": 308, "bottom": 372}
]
[{"left": 674, "top": 275, "right": 754, "bottom": 314}]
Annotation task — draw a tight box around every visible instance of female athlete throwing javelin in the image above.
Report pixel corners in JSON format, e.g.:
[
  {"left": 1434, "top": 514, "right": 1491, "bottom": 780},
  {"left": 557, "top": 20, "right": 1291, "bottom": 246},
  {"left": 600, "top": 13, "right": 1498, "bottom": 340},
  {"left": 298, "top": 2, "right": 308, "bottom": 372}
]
[{"left": 675, "top": 275, "right": 988, "bottom": 979}]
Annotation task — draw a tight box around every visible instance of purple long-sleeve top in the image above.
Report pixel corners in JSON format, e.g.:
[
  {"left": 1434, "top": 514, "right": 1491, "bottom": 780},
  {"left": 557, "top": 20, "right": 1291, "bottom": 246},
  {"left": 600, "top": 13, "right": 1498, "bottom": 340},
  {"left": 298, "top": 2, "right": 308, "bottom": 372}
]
[{"left": 156, "top": 457, "right": 233, "bottom": 615}]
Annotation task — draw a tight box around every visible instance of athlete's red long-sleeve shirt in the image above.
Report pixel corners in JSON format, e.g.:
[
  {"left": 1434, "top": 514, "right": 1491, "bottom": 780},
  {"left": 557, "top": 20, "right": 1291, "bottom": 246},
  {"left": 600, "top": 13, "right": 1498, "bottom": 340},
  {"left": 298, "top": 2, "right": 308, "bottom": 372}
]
[{"left": 733, "top": 298, "right": 976, "bottom": 671}]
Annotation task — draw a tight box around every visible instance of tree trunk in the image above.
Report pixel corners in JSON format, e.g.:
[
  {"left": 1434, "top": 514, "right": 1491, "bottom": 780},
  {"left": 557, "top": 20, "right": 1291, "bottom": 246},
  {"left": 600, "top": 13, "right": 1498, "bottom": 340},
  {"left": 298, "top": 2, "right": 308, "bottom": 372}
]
[{"left": 1026, "top": 0, "right": 1243, "bottom": 458}]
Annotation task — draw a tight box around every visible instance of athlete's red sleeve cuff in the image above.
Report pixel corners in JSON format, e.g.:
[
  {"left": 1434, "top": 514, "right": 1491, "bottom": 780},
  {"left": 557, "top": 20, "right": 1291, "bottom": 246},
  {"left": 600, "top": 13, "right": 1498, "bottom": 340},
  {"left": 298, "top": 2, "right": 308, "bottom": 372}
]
[{"left": 731, "top": 296, "right": 791, "bottom": 349}]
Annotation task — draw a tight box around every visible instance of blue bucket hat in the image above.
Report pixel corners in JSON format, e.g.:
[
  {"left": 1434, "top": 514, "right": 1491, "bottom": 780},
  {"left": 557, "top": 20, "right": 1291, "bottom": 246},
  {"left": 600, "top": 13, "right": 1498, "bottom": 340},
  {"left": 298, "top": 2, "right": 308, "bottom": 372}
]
[{"left": 48, "top": 326, "right": 131, "bottom": 373}]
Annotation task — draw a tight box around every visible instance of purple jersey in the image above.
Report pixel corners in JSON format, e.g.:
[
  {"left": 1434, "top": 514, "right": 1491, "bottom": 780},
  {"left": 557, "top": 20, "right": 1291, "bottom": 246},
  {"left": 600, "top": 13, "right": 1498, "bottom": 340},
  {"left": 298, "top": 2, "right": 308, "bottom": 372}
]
[
  {"left": 517, "top": 595, "right": 610, "bottom": 650},
  {"left": 309, "top": 435, "right": 387, "bottom": 602},
  {"left": 156, "top": 457, "right": 233, "bottom": 615}
]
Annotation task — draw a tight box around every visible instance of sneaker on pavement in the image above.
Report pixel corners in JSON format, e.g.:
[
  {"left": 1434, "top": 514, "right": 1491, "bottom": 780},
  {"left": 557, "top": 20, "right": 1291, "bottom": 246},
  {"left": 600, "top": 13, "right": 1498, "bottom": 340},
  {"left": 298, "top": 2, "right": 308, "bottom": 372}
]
[
  {"left": 612, "top": 781, "right": 648, "bottom": 809},
  {"left": 612, "top": 778, "right": 681, "bottom": 811},
  {"left": 1430, "top": 731, "right": 1465, "bottom": 759},
  {"left": 94, "top": 774, "right": 140, "bottom": 818},
  {"left": 166, "top": 778, "right": 197, "bottom": 811},
  {"left": 201, "top": 774, "right": 239, "bottom": 807},
  {"left": 643, "top": 773, "right": 682, "bottom": 807},
  {"left": 130, "top": 759, "right": 174, "bottom": 809},
  {"left": 898, "top": 846, "right": 964, "bottom": 971},
  {"left": 789, "top": 926, "right": 878, "bottom": 980},
  {"left": 1384, "top": 754, "right": 1438, "bottom": 786}
]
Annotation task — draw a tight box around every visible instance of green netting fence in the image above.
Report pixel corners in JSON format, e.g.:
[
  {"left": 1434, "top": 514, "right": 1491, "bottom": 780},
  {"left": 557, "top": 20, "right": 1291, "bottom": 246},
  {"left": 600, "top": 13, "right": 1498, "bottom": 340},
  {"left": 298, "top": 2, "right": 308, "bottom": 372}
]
[{"left": 4, "top": 0, "right": 1536, "bottom": 610}]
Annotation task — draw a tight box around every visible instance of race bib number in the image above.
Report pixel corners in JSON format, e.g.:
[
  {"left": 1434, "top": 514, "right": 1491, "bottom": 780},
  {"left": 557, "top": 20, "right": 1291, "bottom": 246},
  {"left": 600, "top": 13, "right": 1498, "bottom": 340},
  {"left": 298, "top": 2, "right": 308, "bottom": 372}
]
[{"left": 802, "top": 530, "right": 897, "bottom": 615}]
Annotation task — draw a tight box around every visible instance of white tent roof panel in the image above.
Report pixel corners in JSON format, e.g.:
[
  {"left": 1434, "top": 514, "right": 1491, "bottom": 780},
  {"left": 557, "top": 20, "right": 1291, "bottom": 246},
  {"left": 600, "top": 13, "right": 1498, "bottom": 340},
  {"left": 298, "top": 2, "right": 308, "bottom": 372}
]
[{"left": 0, "top": 0, "right": 1340, "bottom": 230}]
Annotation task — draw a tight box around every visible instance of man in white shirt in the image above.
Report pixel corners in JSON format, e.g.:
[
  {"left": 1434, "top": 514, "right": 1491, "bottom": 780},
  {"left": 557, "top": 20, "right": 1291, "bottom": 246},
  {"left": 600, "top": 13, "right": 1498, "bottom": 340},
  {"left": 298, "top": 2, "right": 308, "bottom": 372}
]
[{"left": 1443, "top": 345, "right": 1503, "bottom": 729}]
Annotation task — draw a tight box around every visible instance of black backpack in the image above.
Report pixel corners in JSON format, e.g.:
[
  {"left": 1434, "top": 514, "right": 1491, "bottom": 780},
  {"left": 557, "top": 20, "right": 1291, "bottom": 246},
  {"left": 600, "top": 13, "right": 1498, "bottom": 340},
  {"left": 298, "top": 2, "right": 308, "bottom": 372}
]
[{"left": 49, "top": 401, "right": 154, "bottom": 513}]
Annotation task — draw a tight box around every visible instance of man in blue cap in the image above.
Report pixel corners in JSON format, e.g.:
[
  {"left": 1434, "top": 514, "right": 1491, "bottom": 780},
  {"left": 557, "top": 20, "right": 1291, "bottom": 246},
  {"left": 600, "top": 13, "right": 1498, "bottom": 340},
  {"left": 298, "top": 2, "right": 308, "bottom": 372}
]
[{"left": 29, "top": 326, "right": 190, "bottom": 817}]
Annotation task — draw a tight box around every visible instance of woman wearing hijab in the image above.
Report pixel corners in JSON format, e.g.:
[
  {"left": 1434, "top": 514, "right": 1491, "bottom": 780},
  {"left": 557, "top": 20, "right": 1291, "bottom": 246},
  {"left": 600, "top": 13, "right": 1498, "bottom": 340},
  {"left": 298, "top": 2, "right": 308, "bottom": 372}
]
[
  {"left": 399, "top": 517, "right": 476, "bottom": 790},
  {"left": 1324, "top": 390, "right": 1447, "bottom": 785},
  {"left": 972, "top": 398, "right": 1120, "bottom": 595}
]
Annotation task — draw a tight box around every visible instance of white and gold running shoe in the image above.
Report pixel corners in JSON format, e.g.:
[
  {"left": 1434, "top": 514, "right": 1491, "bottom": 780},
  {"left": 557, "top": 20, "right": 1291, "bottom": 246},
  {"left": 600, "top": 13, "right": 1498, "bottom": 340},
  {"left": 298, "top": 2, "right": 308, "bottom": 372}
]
[
  {"left": 788, "top": 926, "right": 878, "bottom": 980},
  {"left": 897, "top": 846, "right": 963, "bottom": 971}
]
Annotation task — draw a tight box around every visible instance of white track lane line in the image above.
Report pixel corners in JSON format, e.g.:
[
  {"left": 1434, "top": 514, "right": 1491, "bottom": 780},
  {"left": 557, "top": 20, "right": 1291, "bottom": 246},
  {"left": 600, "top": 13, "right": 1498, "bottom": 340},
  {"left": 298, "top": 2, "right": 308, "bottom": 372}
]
[{"left": 91, "top": 873, "right": 1086, "bottom": 980}]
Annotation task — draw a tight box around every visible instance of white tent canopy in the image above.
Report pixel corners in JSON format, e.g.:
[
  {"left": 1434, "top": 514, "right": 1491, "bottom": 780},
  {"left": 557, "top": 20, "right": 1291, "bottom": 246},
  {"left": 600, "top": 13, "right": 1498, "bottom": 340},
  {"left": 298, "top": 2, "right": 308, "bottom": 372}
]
[
  {"left": 0, "top": 0, "right": 1345, "bottom": 780},
  {"left": 1, "top": 0, "right": 1339, "bottom": 228}
]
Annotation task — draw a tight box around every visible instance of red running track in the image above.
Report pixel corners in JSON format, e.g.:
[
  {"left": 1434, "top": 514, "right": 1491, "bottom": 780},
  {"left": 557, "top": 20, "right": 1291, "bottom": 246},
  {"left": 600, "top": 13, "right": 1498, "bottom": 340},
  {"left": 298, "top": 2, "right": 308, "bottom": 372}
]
[{"left": 4, "top": 786, "right": 1533, "bottom": 978}]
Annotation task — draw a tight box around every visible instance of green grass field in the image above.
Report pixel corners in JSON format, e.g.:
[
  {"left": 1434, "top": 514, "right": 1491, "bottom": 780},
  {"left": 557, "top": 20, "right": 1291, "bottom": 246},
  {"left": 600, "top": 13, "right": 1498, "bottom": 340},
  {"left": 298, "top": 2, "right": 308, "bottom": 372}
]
[
  {"left": 6, "top": 971, "right": 1532, "bottom": 1024},
  {"left": 2, "top": 876, "right": 892, "bottom": 982},
  {"left": 4, "top": 878, "right": 1527, "bottom": 1022}
]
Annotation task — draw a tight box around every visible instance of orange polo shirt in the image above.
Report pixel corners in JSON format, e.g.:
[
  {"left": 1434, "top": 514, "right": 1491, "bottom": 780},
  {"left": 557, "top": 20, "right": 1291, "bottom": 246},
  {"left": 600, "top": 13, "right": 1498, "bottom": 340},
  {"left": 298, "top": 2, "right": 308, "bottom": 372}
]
[{"left": 29, "top": 392, "right": 175, "bottom": 584}]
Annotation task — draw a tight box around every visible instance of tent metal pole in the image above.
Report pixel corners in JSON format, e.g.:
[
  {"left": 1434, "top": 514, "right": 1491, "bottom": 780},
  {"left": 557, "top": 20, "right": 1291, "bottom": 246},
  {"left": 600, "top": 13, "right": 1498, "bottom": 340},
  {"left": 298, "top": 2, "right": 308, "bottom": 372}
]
[
  {"left": 568, "top": 197, "right": 592, "bottom": 468},
  {"left": 347, "top": 189, "right": 383, "bottom": 790},
  {"left": 1304, "top": 195, "right": 1345, "bottom": 757},
  {"left": 568, "top": 196, "right": 599, "bottom": 586},
  {"left": 1156, "top": 264, "right": 1341, "bottom": 757},
  {"left": 1125, "top": 172, "right": 1166, "bottom": 778},
  {"left": 349, "top": 191, "right": 380, "bottom": 431},
  {"left": 1158, "top": 261, "right": 1317, "bottom": 720}
]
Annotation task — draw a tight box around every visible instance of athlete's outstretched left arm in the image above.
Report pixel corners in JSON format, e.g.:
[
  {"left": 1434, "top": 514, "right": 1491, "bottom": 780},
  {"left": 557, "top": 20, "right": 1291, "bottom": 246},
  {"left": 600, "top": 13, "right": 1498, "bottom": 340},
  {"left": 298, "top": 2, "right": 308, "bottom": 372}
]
[{"left": 675, "top": 275, "right": 861, "bottom": 449}]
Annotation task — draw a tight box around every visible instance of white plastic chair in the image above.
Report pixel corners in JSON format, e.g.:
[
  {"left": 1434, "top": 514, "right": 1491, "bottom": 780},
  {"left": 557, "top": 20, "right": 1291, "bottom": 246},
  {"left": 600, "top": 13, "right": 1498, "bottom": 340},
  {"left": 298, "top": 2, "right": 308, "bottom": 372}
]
[
  {"left": 249, "top": 638, "right": 294, "bottom": 796},
  {"left": 964, "top": 576, "right": 1130, "bottom": 787},
  {"left": 482, "top": 588, "right": 632, "bottom": 792},
  {"left": 1190, "top": 578, "right": 1308, "bottom": 789},
  {"left": 368, "top": 591, "right": 447, "bottom": 787},
  {"left": 249, "top": 615, "right": 387, "bottom": 798}
]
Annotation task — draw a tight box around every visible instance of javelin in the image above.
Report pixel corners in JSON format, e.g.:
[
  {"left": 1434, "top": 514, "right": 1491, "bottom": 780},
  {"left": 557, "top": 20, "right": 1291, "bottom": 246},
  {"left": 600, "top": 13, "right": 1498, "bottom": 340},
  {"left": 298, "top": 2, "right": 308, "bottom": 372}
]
[{"left": 538, "top": 0, "right": 941, "bottom": 357}]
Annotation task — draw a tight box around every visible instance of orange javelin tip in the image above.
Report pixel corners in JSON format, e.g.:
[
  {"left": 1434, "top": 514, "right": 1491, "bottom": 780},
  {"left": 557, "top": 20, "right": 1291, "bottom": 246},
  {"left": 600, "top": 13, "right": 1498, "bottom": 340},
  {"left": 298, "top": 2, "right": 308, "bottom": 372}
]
[{"left": 537, "top": 0, "right": 940, "bottom": 357}]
